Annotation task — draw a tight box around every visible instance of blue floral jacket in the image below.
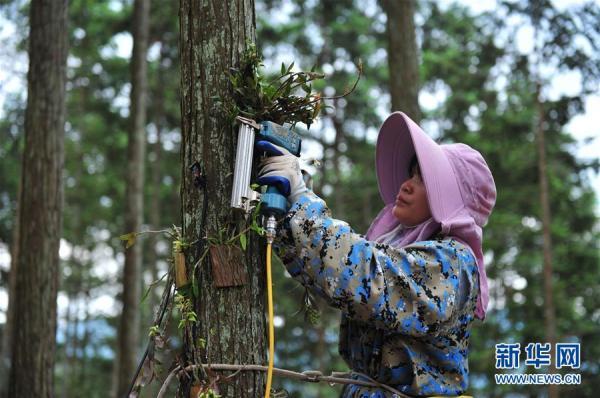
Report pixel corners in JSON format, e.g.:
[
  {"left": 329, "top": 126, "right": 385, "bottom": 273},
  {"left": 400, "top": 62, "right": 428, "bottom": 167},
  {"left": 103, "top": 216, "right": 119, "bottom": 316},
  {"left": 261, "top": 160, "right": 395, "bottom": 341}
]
[{"left": 274, "top": 192, "right": 480, "bottom": 397}]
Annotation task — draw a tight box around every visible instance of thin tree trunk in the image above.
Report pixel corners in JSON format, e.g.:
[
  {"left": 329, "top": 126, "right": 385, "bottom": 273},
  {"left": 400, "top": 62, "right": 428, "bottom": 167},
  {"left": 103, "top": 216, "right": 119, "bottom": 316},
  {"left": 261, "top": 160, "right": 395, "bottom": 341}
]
[
  {"left": 380, "top": 0, "right": 421, "bottom": 122},
  {"left": 331, "top": 102, "right": 346, "bottom": 218},
  {"left": 0, "top": 181, "right": 21, "bottom": 395},
  {"left": 146, "top": 42, "right": 168, "bottom": 312},
  {"left": 535, "top": 83, "right": 558, "bottom": 398},
  {"left": 80, "top": 285, "right": 91, "bottom": 393},
  {"left": 64, "top": 292, "right": 76, "bottom": 398},
  {"left": 116, "top": 0, "right": 150, "bottom": 395},
  {"left": 69, "top": 290, "right": 81, "bottom": 398},
  {"left": 179, "top": 1, "right": 264, "bottom": 396},
  {"left": 8, "top": 0, "right": 68, "bottom": 396}
]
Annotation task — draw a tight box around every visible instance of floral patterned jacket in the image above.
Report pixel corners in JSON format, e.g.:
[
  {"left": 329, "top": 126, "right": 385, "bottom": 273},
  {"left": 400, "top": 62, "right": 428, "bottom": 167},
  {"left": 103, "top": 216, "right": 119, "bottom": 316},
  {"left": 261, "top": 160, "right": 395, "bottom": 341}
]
[{"left": 274, "top": 192, "right": 480, "bottom": 397}]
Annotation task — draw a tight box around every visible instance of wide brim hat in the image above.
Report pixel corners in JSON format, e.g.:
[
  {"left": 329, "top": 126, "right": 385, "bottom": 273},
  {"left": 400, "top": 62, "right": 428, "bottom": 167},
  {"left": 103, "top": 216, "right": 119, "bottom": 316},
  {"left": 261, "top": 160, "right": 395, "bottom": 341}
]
[
  {"left": 376, "top": 112, "right": 463, "bottom": 223},
  {"left": 374, "top": 112, "right": 496, "bottom": 320}
]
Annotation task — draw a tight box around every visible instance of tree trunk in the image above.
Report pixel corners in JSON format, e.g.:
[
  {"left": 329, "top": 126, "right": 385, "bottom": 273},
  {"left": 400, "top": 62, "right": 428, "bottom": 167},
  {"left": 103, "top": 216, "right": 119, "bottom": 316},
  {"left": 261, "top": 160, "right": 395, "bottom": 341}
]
[
  {"left": 179, "top": 1, "right": 264, "bottom": 397},
  {"left": 0, "top": 181, "right": 21, "bottom": 395},
  {"left": 62, "top": 295, "right": 73, "bottom": 398},
  {"left": 146, "top": 42, "right": 169, "bottom": 313},
  {"left": 331, "top": 101, "right": 346, "bottom": 218},
  {"left": 116, "top": 0, "right": 150, "bottom": 396},
  {"left": 535, "top": 83, "right": 558, "bottom": 398},
  {"left": 80, "top": 286, "right": 92, "bottom": 392},
  {"left": 8, "top": 0, "right": 68, "bottom": 396},
  {"left": 64, "top": 292, "right": 75, "bottom": 398},
  {"left": 68, "top": 291, "right": 81, "bottom": 398},
  {"left": 380, "top": 0, "right": 421, "bottom": 122}
]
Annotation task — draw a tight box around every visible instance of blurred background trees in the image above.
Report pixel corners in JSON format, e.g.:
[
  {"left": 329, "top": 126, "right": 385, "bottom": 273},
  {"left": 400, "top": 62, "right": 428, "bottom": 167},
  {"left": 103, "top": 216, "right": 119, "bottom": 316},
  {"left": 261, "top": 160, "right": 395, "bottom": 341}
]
[{"left": 0, "top": 0, "right": 598, "bottom": 397}]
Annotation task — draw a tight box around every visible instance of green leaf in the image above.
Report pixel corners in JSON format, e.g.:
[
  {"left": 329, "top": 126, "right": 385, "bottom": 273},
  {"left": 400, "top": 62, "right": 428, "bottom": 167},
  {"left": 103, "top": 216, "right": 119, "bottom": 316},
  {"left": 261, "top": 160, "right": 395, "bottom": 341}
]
[
  {"left": 239, "top": 232, "right": 247, "bottom": 250},
  {"left": 281, "top": 62, "right": 286, "bottom": 75},
  {"left": 192, "top": 273, "right": 199, "bottom": 297},
  {"left": 148, "top": 325, "right": 160, "bottom": 337},
  {"left": 252, "top": 226, "right": 266, "bottom": 236},
  {"left": 119, "top": 232, "right": 137, "bottom": 249}
]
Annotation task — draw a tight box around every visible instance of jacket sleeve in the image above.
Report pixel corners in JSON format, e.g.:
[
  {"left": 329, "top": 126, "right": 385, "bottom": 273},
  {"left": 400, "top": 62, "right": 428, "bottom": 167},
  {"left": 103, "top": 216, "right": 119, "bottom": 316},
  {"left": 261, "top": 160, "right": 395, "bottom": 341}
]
[{"left": 273, "top": 191, "right": 475, "bottom": 337}]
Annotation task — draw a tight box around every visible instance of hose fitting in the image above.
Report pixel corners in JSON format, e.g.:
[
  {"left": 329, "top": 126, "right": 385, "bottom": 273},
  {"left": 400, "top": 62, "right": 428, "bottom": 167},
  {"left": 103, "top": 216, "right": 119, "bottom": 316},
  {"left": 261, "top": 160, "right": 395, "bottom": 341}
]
[{"left": 265, "top": 214, "right": 277, "bottom": 244}]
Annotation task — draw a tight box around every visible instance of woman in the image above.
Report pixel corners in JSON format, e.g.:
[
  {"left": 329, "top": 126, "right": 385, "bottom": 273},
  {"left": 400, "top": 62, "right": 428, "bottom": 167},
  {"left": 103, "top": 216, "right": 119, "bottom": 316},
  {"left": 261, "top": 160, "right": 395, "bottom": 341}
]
[{"left": 257, "top": 112, "right": 496, "bottom": 397}]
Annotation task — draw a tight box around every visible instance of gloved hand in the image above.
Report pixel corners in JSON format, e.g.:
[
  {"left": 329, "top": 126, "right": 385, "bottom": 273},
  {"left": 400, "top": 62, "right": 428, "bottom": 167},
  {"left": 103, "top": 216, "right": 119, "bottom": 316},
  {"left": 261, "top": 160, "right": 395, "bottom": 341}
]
[{"left": 256, "top": 140, "right": 308, "bottom": 205}]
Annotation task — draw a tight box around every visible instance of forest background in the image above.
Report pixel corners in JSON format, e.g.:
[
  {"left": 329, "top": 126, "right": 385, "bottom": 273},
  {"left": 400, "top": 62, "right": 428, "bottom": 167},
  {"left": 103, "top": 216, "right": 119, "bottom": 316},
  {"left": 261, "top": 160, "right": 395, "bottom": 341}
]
[{"left": 0, "top": 0, "right": 598, "bottom": 397}]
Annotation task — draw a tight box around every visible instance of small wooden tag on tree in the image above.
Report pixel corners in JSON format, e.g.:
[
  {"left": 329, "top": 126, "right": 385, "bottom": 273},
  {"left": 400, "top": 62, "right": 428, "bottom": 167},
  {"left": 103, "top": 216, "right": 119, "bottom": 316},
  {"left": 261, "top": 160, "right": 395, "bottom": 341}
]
[
  {"left": 174, "top": 251, "right": 189, "bottom": 288},
  {"left": 209, "top": 244, "right": 248, "bottom": 287}
]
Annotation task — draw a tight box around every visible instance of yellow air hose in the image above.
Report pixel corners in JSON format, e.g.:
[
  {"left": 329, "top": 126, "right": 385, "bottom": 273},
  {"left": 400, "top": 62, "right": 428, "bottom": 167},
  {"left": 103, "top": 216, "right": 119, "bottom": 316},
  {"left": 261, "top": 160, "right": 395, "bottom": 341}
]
[{"left": 265, "top": 242, "right": 275, "bottom": 398}]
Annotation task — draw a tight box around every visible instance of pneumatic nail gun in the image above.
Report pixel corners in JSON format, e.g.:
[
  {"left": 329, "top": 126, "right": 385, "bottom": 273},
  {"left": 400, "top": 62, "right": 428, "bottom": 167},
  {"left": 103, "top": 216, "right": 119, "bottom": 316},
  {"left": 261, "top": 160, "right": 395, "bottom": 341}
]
[{"left": 230, "top": 116, "right": 304, "bottom": 241}]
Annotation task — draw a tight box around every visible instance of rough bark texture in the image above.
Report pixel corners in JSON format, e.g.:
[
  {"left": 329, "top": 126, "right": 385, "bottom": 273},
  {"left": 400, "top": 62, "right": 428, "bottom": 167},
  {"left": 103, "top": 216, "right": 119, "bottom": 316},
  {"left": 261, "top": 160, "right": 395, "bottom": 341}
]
[
  {"left": 116, "top": 0, "right": 150, "bottom": 395},
  {"left": 179, "top": 1, "right": 264, "bottom": 396},
  {"left": 8, "top": 0, "right": 68, "bottom": 396},
  {"left": 381, "top": 0, "right": 421, "bottom": 122}
]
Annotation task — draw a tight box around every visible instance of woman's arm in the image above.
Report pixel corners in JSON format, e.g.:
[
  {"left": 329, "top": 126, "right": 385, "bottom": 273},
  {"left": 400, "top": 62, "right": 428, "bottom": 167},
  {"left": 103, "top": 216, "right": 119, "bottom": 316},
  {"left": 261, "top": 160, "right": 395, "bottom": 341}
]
[{"left": 274, "top": 191, "right": 475, "bottom": 337}]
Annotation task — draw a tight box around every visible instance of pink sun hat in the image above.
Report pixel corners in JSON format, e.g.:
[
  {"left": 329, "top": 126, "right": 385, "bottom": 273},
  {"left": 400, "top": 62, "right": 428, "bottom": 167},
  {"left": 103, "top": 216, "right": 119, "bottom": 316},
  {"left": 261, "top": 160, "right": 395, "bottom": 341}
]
[{"left": 370, "top": 112, "right": 497, "bottom": 319}]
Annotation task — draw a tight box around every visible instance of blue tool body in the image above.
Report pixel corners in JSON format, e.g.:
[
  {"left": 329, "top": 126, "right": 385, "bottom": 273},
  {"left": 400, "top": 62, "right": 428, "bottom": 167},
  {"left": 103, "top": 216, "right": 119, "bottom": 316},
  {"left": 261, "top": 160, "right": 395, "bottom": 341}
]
[{"left": 257, "top": 121, "right": 302, "bottom": 216}]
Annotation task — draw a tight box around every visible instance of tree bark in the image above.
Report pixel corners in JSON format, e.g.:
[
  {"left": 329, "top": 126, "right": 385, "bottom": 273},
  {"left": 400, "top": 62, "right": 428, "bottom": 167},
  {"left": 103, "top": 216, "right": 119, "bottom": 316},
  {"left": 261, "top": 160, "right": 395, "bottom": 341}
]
[
  {"left": 116, "top": 0, "right": 150, "bottom": 396},
  {"left": 179, "top": 1, "right": 264, "bottom": 396},
  {"left": 380, "top": 0, "right": 421, "bottom": 122},
  {"left": 8, "top": 0, "right": 68, "bottom": 396}
]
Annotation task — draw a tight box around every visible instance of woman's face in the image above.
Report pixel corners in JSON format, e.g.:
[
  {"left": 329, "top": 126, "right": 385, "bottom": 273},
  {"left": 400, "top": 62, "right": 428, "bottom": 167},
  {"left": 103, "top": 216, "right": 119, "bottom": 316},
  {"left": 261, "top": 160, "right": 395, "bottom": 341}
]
[{"left": 392, "top": 159, "right": 432, "bottom": 226}]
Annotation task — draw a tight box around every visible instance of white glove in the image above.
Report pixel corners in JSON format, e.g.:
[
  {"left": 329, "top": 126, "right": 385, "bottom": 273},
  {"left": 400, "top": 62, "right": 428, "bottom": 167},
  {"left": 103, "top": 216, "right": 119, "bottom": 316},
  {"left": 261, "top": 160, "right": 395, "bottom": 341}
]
[{"left": 256, "top": 141, "right": 308, "bottom": 205}]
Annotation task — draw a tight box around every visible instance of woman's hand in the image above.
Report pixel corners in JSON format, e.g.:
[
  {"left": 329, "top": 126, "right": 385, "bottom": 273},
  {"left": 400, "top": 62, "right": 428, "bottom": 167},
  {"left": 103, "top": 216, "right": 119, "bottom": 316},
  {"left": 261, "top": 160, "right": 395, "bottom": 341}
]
[{"left": 256, "top": 140, "right": 308, "bottom": 205}]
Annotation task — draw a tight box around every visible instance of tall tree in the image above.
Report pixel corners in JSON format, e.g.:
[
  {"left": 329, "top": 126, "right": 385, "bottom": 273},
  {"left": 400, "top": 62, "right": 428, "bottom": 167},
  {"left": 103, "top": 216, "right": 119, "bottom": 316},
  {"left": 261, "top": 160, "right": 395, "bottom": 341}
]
[
  {"left": 421, "top": 2, "right": 600, "bottom": 396},
  {"left": 8, "top": 0, "right": 68, "bottom": 396},
  {"left": 380, "top": 0, "right": 421, "bottom": 121},
  {"left": 179, "top": 1, "right": 264, "bottom": 397},
  {"left": 503, "top": 2, "right": 599, "bottom": 396},
  {"left": 116, "top": 0, "right": 151, "bottom": 395},
  {"left": 533, "top": 18, "right": 558, "bottom": 397}
]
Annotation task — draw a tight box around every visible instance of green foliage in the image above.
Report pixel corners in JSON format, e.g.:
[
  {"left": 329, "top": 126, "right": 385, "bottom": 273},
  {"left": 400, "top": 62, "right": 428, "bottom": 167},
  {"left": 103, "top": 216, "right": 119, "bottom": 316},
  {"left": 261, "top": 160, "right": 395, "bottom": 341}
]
[
  {"left": 303, "top": 288, "right": 321, "bottom": 326},
  {"left": 119, "top": 232, "right": 138, "bottom": 248},
  {"left": 223, "top": 44, "right": 325, "bottom": 127},
  {"left": 239, "top": 232, "right": 247, "bottom": 250},
  {"left": 196, "top": 389, "right": 221, "bottom": 398},
  {"left": 148, "top": 325, "right": 160, "bottom": 337},
  {"left": 175, "top": 292, "right": 198, "bottom": 330}
]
